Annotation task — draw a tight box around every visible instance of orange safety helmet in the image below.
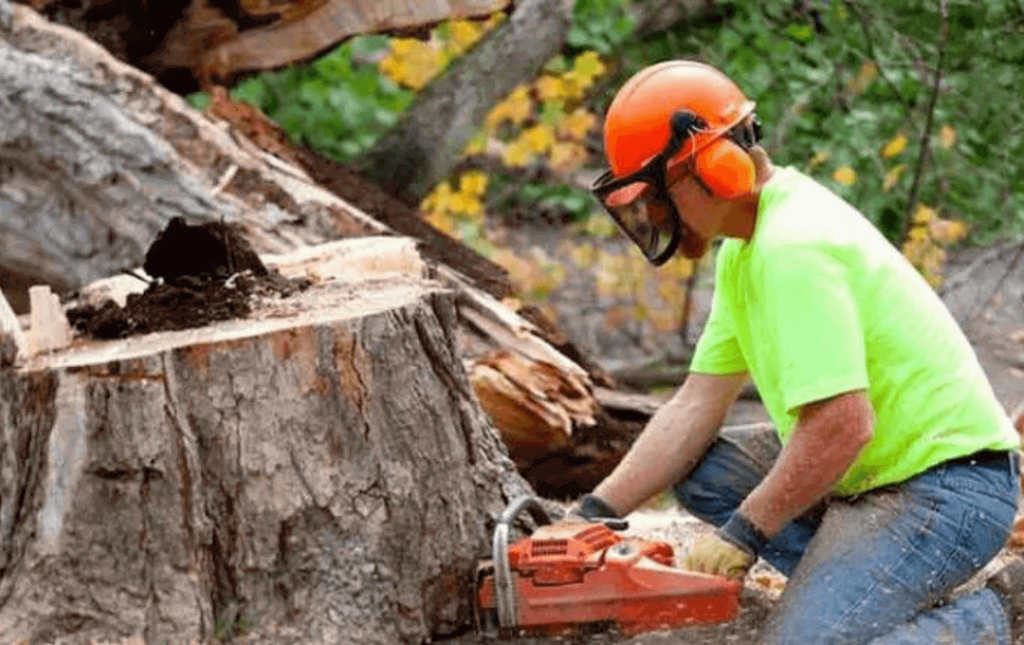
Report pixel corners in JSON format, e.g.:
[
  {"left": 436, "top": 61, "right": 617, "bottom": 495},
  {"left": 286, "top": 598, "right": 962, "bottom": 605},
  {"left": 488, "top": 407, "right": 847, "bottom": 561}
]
[{"left": 603, "top": 60, "right": 758, "bottom": 200}]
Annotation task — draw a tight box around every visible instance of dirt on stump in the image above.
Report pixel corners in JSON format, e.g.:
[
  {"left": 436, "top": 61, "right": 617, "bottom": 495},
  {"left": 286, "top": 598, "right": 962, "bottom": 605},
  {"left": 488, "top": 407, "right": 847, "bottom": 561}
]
[{"left": 67, "top": 217, "right": 310, "bottom": 339}]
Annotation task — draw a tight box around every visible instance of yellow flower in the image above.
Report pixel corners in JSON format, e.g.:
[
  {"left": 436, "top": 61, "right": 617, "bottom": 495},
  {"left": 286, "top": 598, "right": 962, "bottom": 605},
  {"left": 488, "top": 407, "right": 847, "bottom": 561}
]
[
  {"left": 447, "top": 19, "right": 483, "bottom": 53},
  {"left": 522, "top": 125, "right": 555, "bottom": 154},
  {"left": 486, "top": 85, "right": 532, "bottom": 132},
  {"left": 929, "top": 218, "right": 968, "bottom": 245},
  {"left": 548, "top": 142, "right": 588, "bottom": 172},
  {"left": 536, "top": 76, "right": 566, "bottom": 103},
  {"left": 459, "top": 170, "right": 489, "bottom": 196},
  {"left": 913, "top": 204, "right": 937, "bottom": 224},
  {"left": 806, "top": 149, "right": 831, "bottom": 172},
  {"left": 938, "top": 125, "right": 957, "bottom": 150},
  {"left": 882, "top": 164, "right": 906, "bottom": 192},
  {"left": 833, "top": 165, "right": 857, "bottom": 187},
  {"left": 573, "top": 51, "right": 606, "bottom": 82},
  {"left": 502, "top": 138, "right": 534, "bottom": 167},
  {"left": 462, "top": 131, "right": 488, "bottom": 156},
  {"left": 557, "top": 109, "right": 596, "bottom": 141},
  {"left": 847, "top": 61, "right": 878, "bottom": 95},
  {"left": 881, "top": 134, "right": 908, "bottom": 159}
]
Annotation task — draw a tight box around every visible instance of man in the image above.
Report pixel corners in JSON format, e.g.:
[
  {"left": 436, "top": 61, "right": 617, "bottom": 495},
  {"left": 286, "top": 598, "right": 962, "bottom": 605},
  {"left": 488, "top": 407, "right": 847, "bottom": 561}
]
[{"left": 578, "top": 59, "right": 1024, "bottom": 644}]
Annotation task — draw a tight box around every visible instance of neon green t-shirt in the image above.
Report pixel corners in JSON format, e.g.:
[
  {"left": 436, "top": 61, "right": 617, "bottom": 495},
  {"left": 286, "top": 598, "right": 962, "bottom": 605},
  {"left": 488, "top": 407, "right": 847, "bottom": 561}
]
[{"left": 690, "top": 167, "right": 1017, "bottom": 496}]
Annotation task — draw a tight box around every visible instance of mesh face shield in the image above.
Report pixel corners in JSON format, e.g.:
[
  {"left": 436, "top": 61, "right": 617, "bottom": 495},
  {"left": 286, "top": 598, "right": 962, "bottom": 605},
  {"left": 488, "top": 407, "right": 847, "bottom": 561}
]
[
  {"left": 592, "top": 171, "right": 687, "bottom": 265},
  {"left": 592, "top": 112, "right": 705, "bottom": 265}
]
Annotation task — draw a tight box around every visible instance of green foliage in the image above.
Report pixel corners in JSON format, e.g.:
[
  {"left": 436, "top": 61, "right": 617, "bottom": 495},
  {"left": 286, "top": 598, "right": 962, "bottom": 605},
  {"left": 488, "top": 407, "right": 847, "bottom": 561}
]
[
  {"left": 567, "top": 0, "right": 636, "bottom": 55},
  {"left": 603, "top": 0, "right": 1024, "bottom": 243},
  {"left": 227, "top": 36, "right": 411, "bottom": 162},
  {"left": 491, "top": 176, "right": 597, "bottom": 223}
]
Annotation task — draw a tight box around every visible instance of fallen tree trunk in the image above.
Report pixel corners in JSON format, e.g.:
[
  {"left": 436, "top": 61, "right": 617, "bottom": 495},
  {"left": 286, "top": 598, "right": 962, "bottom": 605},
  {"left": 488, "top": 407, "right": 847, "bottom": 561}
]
[{"left": 0, "top": 237, "right": 531, "bottom": 645}]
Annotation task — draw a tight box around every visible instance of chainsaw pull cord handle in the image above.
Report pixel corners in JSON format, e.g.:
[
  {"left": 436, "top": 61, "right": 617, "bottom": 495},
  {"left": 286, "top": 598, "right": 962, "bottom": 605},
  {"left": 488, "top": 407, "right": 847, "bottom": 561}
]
[{"left": 492, "top": 495, "right": 551, "bottom": 634}]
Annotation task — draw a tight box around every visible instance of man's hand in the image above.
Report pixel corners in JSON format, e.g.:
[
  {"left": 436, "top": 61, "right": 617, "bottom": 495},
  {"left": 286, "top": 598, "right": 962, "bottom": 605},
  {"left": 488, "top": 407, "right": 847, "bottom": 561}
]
[
  {"left": 683, "top": 532, "right": 756, "bottom": 580},
  {"left": 566, "top": 494, "right": 620, "bottom": 522}
]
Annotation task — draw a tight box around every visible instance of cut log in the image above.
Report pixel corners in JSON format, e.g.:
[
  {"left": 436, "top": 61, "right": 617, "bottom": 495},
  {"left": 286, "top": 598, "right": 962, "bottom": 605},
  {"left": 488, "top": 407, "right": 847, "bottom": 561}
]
[
  {"left": 0, "top": 1, "right": 383, "bottom": 302},
  {"left": 457, "top": 288, "right": 653, "bottom": 500},
  {"left": 0, "top": 237, "right": 532, "bottom": 645},
  {"left": 469, "top": 349, "right": 597, "bottom": 464}
]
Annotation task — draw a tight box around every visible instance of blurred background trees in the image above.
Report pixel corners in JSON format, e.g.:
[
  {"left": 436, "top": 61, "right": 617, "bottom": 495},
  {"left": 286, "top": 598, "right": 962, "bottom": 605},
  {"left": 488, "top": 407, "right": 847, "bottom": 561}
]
[
  {"left": 190, "top": 0, "right": 1022, "bottom": 283},
  {"left": 21, "top": 0, "right": 1024, "bottom": 353}
]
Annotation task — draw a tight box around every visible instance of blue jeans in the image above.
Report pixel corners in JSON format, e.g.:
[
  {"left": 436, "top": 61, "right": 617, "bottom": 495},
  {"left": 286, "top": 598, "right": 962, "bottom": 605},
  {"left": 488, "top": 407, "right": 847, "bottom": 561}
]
[{"left": 672, "top": 423, "right": 1021, "bottom": 645}]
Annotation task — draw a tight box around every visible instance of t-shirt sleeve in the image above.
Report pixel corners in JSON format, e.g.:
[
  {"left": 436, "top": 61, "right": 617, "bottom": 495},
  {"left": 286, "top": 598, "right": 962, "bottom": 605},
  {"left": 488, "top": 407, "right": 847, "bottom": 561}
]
[
  {"left": 690, "top": 275, "right": 747, "bottom": 375},
  {"left": 760, "top": 247, "right": 869, "bottom": 412}
]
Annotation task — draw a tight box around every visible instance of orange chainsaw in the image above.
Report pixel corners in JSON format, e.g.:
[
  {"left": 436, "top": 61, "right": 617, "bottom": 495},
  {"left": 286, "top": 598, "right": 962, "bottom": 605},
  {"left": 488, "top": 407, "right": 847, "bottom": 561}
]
[{"left": 475, "top": 495, "right": 742, "bottom": 637}]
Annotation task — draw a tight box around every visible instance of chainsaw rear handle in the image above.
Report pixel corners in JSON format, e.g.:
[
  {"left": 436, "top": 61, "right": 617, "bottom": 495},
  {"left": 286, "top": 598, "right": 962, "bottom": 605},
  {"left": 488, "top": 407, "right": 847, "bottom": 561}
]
[{"left": 491, "top": 495, "right": 629, "bottom": 635}]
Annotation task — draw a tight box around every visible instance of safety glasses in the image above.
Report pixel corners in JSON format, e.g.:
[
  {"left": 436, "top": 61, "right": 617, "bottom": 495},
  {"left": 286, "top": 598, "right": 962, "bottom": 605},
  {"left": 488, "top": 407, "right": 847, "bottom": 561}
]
[{"left": 591, "top": 112, "right": 703, "bottom": 266}]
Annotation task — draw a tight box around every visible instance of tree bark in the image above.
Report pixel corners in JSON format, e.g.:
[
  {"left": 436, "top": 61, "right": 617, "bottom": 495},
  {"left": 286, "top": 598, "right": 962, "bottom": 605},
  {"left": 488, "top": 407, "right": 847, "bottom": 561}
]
[
  {"left": 0, "top": 238, "right": 532, "bottom": 645},
  {"left": 357, "top": 0, "right": 573, "bottom": 205}
]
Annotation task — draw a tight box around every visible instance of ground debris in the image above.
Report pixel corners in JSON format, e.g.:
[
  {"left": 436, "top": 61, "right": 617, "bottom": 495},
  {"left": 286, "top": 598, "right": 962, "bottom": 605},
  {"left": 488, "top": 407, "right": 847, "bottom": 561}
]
[{"left": 67, "top": 217, "right": 310, "bottom": 339}]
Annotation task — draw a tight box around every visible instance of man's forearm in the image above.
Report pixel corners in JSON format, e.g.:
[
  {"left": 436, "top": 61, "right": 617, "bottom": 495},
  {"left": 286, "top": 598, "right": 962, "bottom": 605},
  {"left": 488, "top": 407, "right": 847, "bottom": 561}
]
[
  {"left": 592, "top": 373, "right": 748, "bottom": 516},
  {"left": 739, "top": 391, "right": 874, "bottom": 538}
]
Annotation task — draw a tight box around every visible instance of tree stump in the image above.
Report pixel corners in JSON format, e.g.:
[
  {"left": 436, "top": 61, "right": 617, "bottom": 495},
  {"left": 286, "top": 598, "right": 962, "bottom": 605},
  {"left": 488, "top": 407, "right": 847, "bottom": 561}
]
[{"left": 0, "top": 238, "right": 531, "bottom": 645}]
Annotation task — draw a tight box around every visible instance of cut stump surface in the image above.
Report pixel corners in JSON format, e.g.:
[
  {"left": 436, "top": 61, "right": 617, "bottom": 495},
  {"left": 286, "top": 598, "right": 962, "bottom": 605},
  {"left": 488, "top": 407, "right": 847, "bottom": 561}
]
[{"left": 0, "top": 239, "right": 530, "bottom": 645}]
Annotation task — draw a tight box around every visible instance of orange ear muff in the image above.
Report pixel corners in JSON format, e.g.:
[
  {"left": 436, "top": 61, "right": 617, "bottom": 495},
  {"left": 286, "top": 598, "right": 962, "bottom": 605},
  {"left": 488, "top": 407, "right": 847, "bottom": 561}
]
[{"left": 694, "top": 138, "right": 755, "bottom": 199}]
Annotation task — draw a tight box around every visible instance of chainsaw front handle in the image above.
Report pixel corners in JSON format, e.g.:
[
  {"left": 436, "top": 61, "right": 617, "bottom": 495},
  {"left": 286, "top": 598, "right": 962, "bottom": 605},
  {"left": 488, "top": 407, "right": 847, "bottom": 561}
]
[{"left": 492, "top": 495, "right": 550, "bottom": 635}]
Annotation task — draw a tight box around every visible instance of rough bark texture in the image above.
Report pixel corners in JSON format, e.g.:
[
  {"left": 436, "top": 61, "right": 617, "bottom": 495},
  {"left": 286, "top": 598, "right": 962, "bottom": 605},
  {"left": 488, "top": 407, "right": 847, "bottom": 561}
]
[
  {"left": 0, "top": 248, "right": 531, "bottom": 645},
  {"left": 357, "top": 0, "right": 573, "bottom": 204}
]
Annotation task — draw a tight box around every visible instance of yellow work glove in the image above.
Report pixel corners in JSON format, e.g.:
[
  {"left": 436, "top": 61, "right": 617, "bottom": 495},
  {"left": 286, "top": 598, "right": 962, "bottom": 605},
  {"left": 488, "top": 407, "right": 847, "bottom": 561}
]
[{"left": 683, "top": 532, "right": 756, "bottom": 580}]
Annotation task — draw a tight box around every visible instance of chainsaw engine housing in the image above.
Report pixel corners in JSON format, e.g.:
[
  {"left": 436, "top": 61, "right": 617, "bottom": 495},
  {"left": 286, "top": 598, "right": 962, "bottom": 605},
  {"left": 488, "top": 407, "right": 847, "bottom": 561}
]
[{"left": 476, "top": 519, "right": 741, "bottom": 636}]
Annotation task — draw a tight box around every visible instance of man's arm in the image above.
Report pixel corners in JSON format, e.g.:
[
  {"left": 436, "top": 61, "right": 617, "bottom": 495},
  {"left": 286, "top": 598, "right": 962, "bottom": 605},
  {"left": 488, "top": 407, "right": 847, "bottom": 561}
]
[
  {"left": 591, "top": 372, "right": 750, "bottom": 516},
  {"left": 738, "top": 390, "right": 875, "bottom": 538}
]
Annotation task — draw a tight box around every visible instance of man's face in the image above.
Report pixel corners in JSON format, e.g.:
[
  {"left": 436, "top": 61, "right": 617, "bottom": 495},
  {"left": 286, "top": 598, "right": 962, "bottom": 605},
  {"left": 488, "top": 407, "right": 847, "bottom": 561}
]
[{"left": 664, "top": 169, "right": 716, "bottom": 259}]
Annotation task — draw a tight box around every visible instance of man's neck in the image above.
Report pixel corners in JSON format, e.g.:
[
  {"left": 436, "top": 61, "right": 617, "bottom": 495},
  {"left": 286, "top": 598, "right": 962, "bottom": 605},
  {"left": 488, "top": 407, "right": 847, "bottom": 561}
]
[{"left": 722, "top": 149, "right": 775, "bottom": 242}]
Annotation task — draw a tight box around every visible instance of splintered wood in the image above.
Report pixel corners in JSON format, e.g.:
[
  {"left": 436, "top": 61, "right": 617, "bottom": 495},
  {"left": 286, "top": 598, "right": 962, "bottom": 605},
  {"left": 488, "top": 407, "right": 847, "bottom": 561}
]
[{"left": 470, "top": 349, "right": 596, "bottom": 464}]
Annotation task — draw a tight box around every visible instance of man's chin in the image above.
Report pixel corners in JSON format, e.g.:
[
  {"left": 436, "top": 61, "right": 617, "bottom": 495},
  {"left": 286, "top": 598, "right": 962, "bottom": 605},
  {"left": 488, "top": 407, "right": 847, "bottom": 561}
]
[{"left": 678, "top": 234, "right": 709, "bottom": 260}]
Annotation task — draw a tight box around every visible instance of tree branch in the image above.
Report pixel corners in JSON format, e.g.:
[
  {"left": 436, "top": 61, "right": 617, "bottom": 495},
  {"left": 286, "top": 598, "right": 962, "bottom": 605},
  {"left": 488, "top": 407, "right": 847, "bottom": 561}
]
[
  {"left": 843, "top": 0, "right": 909, "bottom": 107},
  {"left": 898, "top": 0, "right": 949, "bottom": 246}
]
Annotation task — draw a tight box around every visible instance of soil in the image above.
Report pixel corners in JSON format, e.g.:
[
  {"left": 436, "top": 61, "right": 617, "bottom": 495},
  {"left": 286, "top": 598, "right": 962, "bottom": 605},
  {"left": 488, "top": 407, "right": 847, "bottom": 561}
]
[{"left": 66, "top": 217, "right": 310, "bottom": 339}]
